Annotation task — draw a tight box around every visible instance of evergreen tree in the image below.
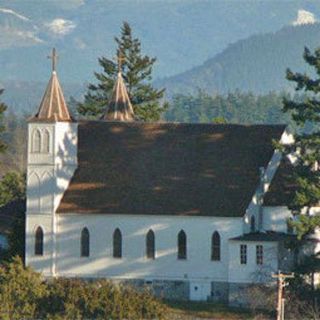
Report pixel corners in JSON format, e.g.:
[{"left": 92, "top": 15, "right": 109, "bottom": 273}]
[
  {"left": 0, "top": 172, "right": 26, "bottom": 260},
  {"left": 282, "top": 47, "right": 320, "bottom": 238},
  {"left": 165, "top": 90, "right": 293, "bottom": 126},
  {"left": 78, "top": 22, "right": 168, "bottom": 121},
  {"left": 282, "top": 47, "right": 320, "bottom": 310},
  {"left": 0, "top": 89, "right": 7, "bottom": 153},
  {"left": 0, "top": 171, "right": 25, "bottom": 207}
]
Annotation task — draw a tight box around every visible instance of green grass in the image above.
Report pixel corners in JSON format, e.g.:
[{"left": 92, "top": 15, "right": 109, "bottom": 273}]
[{"left": 165, "top": 300, "right": 254, "bottom": 319}]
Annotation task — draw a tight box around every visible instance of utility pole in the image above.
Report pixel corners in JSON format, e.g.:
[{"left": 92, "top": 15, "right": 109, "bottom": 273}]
[{"left": 272, "top": 271, "right": 294, "bottom": 320}]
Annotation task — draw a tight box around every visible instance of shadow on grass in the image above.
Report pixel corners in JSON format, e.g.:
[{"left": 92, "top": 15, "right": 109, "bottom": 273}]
[{"left": 164, "top": 300, "right": 254, "bottom": 320}]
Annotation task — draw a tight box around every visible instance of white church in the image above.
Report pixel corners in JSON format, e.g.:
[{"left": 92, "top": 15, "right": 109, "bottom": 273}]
[{"left": 25, "top": 49, "right": 315, "bottom": 305}]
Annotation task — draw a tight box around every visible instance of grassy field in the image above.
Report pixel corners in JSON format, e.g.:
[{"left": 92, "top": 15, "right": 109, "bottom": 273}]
[{"left": 165, "top": 301, "right": 257, "bottom": 320}]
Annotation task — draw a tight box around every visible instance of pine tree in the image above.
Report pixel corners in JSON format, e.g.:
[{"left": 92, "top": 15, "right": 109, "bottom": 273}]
[
  {"left": 282, "top": 47, "right": 320, "bottom": 310},
  {"left": 78, "top": 22, "right": 168, "bottom": 121},
  {"left": 0, "top": 89, "right": 7, "bottom": 153},
  {"left": 0, "top": 171, "right": 25, "bottom": 207},
  {"left": 282, "top": 47, "right": 320, "bottom": 239}
]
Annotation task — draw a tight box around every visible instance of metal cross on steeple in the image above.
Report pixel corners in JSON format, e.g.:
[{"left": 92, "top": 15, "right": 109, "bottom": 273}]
[{"left": 48, "top": 48, "right": 58, "bottom": 72}]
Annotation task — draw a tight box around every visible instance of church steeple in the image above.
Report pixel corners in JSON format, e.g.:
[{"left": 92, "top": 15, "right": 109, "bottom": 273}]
[
  {"left": 30, "top": 48, "right": 73, "bottom": 122},
  {"left": 102, "top": 53, "right": 135, "bottom": 122}
]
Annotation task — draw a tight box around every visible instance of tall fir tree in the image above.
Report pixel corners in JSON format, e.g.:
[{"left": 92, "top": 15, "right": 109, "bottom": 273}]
[
  {"left": 78, "top": 22, "right": 168, "bottom": 121},
  {"left": 0, "top": 89, "right": 7, "bottom": 153},
  {"left": 282, "top": 47, "right": 320, "bottom": 239},
  {"left": 282, "top": 47, "right": 320, "bottom": 308}
]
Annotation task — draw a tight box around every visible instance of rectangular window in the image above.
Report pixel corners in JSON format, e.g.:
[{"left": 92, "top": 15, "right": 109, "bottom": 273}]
[
  {"left": 256, "top": 245, "right": 263, "bottom": 265},
  {"left": 240, "top": 244, "right": 247, "bottom": 265}
]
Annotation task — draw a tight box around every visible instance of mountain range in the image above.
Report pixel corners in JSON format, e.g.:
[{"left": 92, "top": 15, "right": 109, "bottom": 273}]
[
  {"left": 156, "top": 23, "right": 320, "bottom": 96},
  {"left": 1, "top": 1, "right": 320, "bottom": 112}
]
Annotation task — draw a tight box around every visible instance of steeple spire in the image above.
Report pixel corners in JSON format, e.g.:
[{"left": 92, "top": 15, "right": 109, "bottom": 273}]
[
  {"left": 30, "top": 48, "right": 73, "bottom": 122},
  {"left": 102, "top": 53, "right": 135, "bottom": 122}
]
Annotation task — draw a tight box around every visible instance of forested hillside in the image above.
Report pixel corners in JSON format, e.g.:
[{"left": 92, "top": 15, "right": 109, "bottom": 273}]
[
  {"left": 157, "top": 24, "right": 320, "bottom": 95},
  {"left": 165, "top": 90, "right": 294, "bottom": 126}
]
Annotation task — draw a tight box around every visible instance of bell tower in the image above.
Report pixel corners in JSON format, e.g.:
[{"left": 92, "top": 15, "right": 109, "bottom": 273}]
[{"left": 25, "top": 48, "right": 77, "bottom": 276}]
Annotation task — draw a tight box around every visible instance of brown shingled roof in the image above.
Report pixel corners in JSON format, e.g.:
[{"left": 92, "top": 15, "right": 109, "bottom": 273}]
[
  {"left": 57, "top": 122, "right": 286, "bottom": 217},
  {"left": 263, "top": 158, "right": 297, "bottom": 206},
  {"left": 29, "top": 71, "right": 73, "bottom": 122}
]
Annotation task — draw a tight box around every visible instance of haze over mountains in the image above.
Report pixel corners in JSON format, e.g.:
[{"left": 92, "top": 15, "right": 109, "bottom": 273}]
[
  {"left": 1, "top": 0, "right": 320, "bottom": 112},
  {"left": 157, "top": 23, "right": 320, "bottom": 96}
]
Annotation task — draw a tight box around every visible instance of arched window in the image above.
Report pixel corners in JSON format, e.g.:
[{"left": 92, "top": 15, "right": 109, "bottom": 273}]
[
  {"left": 113, "top": 228, "right": 122, "bottom": 258},
  {"left": 81, "top": 227, "right": 90, "bottom": 257},
  {"left": 43, "top": 130, "right": 50, "bottom": 153},
  {"left": 211, "top": 231, "right": 221, "bottom": 261},
  {"left": 32, "top": 130, "right": 41, "bottom": 153},
  {"left": 177, "top": 230, "right": 187, "bottom": 260},
  {"left": 35, "top": 226, "right": 43, "bottom": 255},
  {"left": 146, "top": 229, "right": 155, "bottom": 259},
  {"left": 250, "top": 216, "right": 256, "bottom": 232}
]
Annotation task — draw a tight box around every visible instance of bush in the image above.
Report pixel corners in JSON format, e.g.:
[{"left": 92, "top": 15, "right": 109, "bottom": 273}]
[
  {"left": 43, "top": 278, "right": 167, "bottom": 320},
  {"left": 244, "top": 284, "right": 276, "bottom": 316},
  {"left": 0, "top": 256, "right": 47, "bottom": 320},
  {"left": 0, "top": 257, "right": 167, "bottom": 319}
]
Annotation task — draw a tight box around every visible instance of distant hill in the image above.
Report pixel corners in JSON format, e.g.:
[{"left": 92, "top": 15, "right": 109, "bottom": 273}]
[
  {"left": 1, "top": 0, "right": 320, "bottom": 83},
  {"left": 1, "top": 80, "right": 84, "bottom": 114},
  {"left": 156, "top": 24, "right": 320, "bottom": 96}
]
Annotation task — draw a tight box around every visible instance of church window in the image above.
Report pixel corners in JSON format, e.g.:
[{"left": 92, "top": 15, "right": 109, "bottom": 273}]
[
  {"left": 146, "top": 229, "right": 155, "bottom": 259},
  {"left": 113, "top": 228, "right": 122, "bottom": 258},
  {"left": 81, "top": 227, "right": 90, "bottom": 257},
  {"left": 32, "top": 130, "right": 41, "bottom": 153},
  {"left": 250, "top": 216, "right": 256, "bottom": 232},
  {"left": 177, "top": 230, "right": 187, "bottom": 260},
  {"left": 35, "top": 226, "right": 43, "bottom": 256},
  {"left": 240, "top": 244, "right": 247, "bottom": 264},
  {"left": 211, "top": 231, "right": 221, "bottom": 261},
  {"left": 256, "top": 245, "right": 263, "bottom": 265},
  {"left": 43, "top": 130, "right": 50, "bottom": 153}
]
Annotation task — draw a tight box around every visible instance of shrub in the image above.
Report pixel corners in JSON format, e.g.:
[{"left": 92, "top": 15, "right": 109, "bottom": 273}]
[
  {"left": 43, "top": 278, "right": 167, "bottom": 319},
  {"left": 0, "top": 257, "right": 167, "bottom": 319},
  {"left": 0, "top": 256, "right": 47, "bottom": 320}
]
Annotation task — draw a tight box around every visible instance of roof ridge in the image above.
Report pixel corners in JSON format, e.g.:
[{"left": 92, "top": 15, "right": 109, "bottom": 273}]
[{"left": 79, "top": 119, "right": 287, "bottom": 128}]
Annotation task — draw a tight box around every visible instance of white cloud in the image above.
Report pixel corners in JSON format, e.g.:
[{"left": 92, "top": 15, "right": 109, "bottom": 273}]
[
  {"left": 0, "top": 8, "right": 30, "bottom": 21},
  {"left": 0, "top": 27, "right": 44, "bottom": 49},
  {"left": 292, "top": 9, "right": 317, "bottom": 26},
  {"left": 0, "top": 7, "right": 44, "bottom": 49},
  {"left": 45, "top": 18, "right": 76, "bottom": 36}
]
